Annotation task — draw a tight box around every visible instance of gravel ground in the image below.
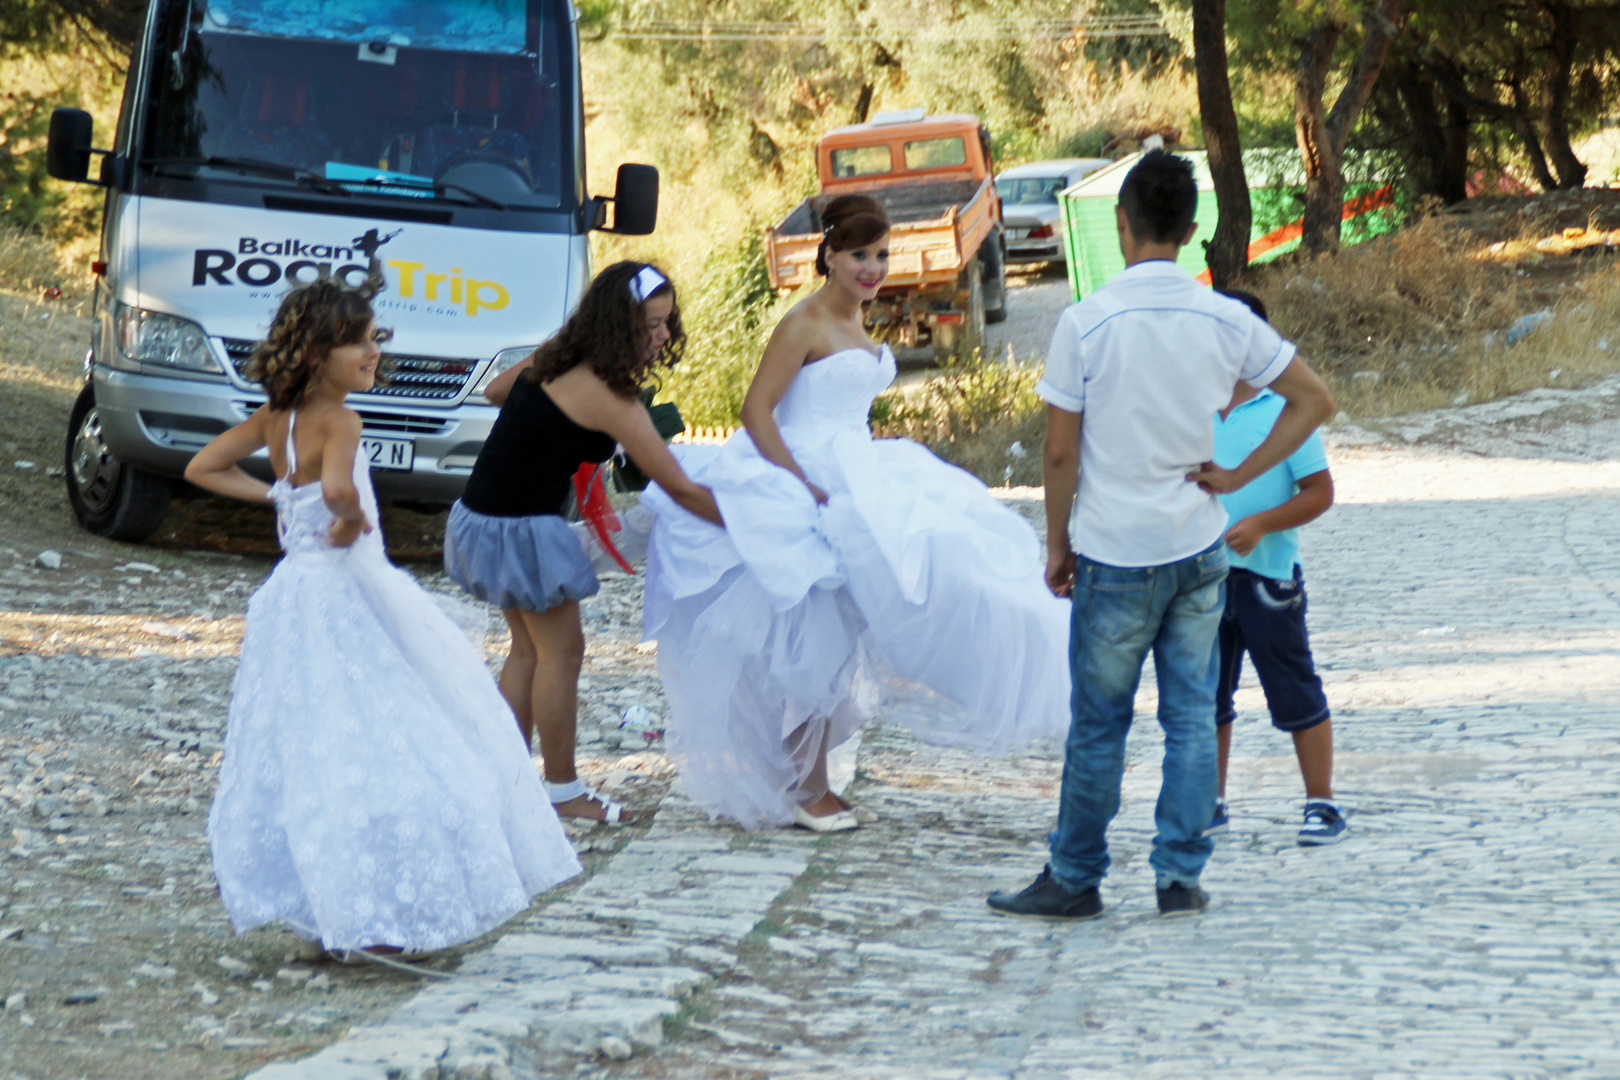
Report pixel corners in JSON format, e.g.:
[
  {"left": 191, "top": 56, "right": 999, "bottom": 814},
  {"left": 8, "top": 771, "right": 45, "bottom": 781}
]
[
  {"left": 0, "top": 541, "right": 672, "bottom": 1080},
  {"left": 6, "top": 257, "right": 1619, "bottom": 1078}
]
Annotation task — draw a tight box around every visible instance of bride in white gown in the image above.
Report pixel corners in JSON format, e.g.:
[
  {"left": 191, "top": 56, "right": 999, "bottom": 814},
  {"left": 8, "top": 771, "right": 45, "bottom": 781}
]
[{"left": 642, "top": 195, "right": 1072, "bottom": 831}]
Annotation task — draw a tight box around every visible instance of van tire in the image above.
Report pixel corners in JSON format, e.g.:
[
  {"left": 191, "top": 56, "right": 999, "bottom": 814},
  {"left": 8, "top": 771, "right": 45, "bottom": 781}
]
[{"left": 65, "top": 385, "right": 173, "bottom": 542}]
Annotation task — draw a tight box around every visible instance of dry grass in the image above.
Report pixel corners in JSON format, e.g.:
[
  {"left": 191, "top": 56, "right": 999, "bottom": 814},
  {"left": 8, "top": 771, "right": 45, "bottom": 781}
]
[
  {"left": 0, "top": 221, "right": 69, "bottom": 293},
  {"left": 1249, "top": 212, "right": 1620, "bottom": 416},
  {"left": 872, "top": 352, "right": 1047, "bottom": 486}
]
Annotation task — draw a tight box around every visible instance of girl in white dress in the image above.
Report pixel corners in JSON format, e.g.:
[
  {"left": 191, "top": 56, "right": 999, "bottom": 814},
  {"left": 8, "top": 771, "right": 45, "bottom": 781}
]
[
  {"left": 185, "top": 281, "right": 580, "bottom": 956},
  {"left": 642, "top": 195, "right": 1072, "bottom": 832}
]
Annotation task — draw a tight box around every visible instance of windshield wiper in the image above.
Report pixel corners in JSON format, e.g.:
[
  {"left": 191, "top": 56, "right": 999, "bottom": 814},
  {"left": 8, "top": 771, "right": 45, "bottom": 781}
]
[
  {"left": 331, "top": 174, "right": 507, "bottom": 210},
  {"left": 141, "top": 156, "right": 349, "bottom": 195}
]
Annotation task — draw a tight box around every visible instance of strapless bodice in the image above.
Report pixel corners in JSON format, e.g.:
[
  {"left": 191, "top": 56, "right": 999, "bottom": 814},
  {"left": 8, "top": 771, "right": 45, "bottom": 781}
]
[{"left": 773, "top": 345, "right": 897, "bottom": 438}]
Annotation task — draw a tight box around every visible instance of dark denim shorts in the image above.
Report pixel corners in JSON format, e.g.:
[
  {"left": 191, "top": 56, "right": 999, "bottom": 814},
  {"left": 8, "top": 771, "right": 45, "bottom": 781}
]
[{"left": 1215, "top": 566, "right": 1330, "bottom": 732}]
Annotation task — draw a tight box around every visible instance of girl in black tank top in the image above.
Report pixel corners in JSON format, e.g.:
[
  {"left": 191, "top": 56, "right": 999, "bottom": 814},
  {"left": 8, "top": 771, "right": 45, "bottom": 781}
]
[
  {"left": 443, "top": 262, "right": 723, "bottom": 826},
  {"left": 461, "top": 375, "right": 618, "bottom": 518}
]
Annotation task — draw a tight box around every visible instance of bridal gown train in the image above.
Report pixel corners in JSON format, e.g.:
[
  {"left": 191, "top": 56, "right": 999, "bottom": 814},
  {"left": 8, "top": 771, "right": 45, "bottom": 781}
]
[
  {"left": 641, "top": 344, "right": 1073, "bottom": 829},
  {"left": 207, "top": 416, "right": 580, "bottom": 951}
]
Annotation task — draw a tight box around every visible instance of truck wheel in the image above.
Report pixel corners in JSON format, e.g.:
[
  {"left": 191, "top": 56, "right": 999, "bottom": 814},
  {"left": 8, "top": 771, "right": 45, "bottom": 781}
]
[
  {"left": 983, "top": 233, "right": 1009, "bottom": 325},
  {"left": 932, "top": 264, "right": 986, "bottom": 364},
  {"left": 963, "top": 263, "right": 986, "bottom": 353},
  {"left": 65, "top": 385, "right": 173, "bottom": 542}
]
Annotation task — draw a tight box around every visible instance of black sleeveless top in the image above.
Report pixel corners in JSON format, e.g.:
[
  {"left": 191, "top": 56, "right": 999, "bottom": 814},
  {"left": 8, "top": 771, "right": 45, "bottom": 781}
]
[{"left": 461, "top": 375, "right": 617, "bottom": 518}]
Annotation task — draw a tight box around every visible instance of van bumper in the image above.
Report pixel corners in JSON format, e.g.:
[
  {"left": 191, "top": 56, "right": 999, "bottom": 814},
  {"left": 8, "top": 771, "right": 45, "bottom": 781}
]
[{"left": 91, "top": 366, "right": 494, "bottom": 504}]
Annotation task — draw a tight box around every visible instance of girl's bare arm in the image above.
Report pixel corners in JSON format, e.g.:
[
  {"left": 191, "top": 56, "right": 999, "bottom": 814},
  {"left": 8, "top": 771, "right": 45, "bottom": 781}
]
[
  {"left": 183, "top": 407, "right": 275, "bottom": 503},
  {"left": 483, "top": 354, "right": 534, "bottom": 406},
  {"left": 566, "top": 379, "right": 723, "bottom": 527},
  {"left": 319, "top": 410, "right": 369, "bottom": 527}
]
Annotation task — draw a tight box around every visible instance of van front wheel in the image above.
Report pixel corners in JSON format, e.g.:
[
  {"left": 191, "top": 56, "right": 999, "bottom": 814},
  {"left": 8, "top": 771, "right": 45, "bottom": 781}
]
[{"left": 65, "top": 385, "right": 172, "bottom": 542}]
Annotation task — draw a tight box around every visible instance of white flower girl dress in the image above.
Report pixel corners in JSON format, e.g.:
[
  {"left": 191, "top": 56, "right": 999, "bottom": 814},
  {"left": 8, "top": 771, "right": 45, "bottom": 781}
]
[
  {"left": 208, "top": 414, "right": 580, "bottom": 951},
  {"left": 642, "top": 345, "right": 1072, "bottom": 829}
]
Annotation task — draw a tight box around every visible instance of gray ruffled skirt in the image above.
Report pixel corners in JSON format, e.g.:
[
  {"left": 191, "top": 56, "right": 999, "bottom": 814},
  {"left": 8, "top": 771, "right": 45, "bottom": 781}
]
[{"left": 443, "top": 501, "right": 599, "bottom": 613}]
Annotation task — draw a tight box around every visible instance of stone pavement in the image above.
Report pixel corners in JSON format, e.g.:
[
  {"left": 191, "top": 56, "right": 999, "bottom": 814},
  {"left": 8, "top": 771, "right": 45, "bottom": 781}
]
[{"left": 241, "top": 407, "right": 1620, "bottom": 1079}]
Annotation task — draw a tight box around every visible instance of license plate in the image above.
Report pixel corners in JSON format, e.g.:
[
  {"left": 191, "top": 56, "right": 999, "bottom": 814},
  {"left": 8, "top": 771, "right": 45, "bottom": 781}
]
[{"left": 361, "top": 436, "right": 414, "bottom": 471}]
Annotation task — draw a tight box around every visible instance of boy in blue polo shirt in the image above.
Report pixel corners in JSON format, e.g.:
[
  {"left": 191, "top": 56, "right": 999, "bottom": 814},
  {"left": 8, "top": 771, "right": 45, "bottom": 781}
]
[{"left": 1209, "top": 290, "right": 1344, "bottom": 846}]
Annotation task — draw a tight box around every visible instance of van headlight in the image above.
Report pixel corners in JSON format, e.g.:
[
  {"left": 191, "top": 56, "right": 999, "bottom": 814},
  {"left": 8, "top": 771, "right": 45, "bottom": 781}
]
[
  {"left": 116, "top": 304, "right": 221, "bottom": 374},
  {"left": 472, "top": 346, "right": 537, "bottom": 396}
]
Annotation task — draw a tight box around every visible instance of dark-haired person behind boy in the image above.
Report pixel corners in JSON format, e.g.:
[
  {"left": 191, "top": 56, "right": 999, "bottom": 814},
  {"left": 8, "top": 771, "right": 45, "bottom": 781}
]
[
  {"left": 1209, "top": 289, "right": 1344, "bottom": 846},
  {"left": 988, "top": 150, "right": 1336, "bottom": 921}
]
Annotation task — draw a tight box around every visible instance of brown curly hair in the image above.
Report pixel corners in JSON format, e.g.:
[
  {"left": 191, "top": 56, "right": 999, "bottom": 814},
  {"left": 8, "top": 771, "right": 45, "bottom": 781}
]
[
  {"left": 526, "top": 260, "right": 685, "bottom": 396},
  {"left": 244, "top": 280, "right": 386, "bottom": 410},
  {"left": 815, "top": 194, "right": 891, "bottom": 276}
]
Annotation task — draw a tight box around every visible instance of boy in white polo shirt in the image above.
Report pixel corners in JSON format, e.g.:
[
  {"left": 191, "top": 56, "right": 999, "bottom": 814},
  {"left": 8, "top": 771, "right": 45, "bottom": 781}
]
[
  {"left": 988, "top": 151, "right": 1335, "bottom": 921},
  {"left": 1209, "top": 289, "right": 1343, "bottom": 846}
]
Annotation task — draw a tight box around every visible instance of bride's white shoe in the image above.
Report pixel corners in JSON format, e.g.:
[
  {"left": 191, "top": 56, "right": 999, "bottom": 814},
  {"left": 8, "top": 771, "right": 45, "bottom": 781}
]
[{"left": 792, "top": 803, "right": 860, "bottom": 833}]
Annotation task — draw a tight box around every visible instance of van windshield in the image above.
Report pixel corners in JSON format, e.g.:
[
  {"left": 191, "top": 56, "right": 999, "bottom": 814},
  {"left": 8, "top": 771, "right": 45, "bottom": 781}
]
[{"left": 140, "top": 0, "right": 572, "bottom": 208}]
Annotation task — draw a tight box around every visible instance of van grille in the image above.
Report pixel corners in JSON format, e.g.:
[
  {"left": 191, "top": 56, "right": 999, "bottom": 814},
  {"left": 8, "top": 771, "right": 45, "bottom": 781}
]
[
  {"left": 232, "top": 400, "right": 453, "bottom": 436},
  {"left": 221, "top": 338, "right": 480, "bottom": 401}
]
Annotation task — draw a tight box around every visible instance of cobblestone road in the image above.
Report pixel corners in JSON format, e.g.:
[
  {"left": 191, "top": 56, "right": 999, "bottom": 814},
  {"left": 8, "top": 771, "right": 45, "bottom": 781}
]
[
  {"left": 643, "top": 438, "right": 1620, "bottom": 1079},
  {"left": 6, "top": 388, "right": 1619, "bottom": 1080}
]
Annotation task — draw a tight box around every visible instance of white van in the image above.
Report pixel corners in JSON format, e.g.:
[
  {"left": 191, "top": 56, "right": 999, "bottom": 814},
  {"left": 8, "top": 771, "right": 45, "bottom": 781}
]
[{"left": 46, "top": 0, "right": 655, "bottom": 541}]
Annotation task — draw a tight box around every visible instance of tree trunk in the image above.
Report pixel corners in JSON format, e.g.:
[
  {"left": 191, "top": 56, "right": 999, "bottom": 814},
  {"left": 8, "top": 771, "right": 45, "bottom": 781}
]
[
  {"left": 852, "top": 83, "right": 873, "bottom": 125},
  {"left": 1297, "top": 0, "right": 1405, "bottom": 253},
  {"left": 1430, "top": 56, "right": 1557, "bottom": 192},
  {"left": 1295, "top": 20, "right": 1344, "bottom": 253},
  {"left": 1512, "top": 80, "right": 1561, "bottom": 191},
  {"left": 1191, "top": 0, "right": 1251, "bottom": 288},
  {"left": 1439, "top": 96, "right": 1470, "bottom": 203},
  {"left": 1538, "top": 0, "right": 1587, "bottom": 188},
  {"left": 1388, "top": 58, "right": 1470, "bottom": 204}
]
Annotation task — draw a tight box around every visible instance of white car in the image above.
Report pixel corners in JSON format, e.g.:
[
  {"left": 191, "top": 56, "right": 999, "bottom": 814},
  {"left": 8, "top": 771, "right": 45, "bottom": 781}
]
[{"left": 996, "top": 158, "right": 1111, "bottom": 266}]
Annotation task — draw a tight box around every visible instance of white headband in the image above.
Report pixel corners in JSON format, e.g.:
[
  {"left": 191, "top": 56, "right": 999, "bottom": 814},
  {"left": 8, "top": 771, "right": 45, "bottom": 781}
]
[{"left": 629, "top": 265, "right": 667, "bottom": 304}]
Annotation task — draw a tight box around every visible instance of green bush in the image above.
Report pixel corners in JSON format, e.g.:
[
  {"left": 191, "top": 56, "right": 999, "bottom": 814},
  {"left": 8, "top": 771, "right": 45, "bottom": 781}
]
[{"left": 655, "top": 228, "right": 791, "bottom": 428}]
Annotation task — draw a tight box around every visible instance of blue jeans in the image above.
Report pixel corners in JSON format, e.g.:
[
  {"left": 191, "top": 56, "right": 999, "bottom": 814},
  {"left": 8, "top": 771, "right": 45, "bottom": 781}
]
[{"left": 1048, "top": 541, "right": 1228, "bottom": 892}]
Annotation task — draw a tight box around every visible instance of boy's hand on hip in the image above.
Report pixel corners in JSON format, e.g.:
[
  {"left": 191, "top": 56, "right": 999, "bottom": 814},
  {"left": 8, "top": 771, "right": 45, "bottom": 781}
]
[
  {"left": 1187, "top": 461, "right": 1243, "bottom": 494},
  {"left": 1223, "top": 516, "right": 1267, "bottom": 556},
  {"left": 1046, "top": 548, "right": 1077, "bottom": 598}
]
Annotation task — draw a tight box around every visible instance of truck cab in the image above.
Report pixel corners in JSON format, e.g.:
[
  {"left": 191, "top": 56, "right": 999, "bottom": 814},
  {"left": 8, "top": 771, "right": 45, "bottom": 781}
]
[
  {"left": 766, "top": 110, "right": 1006, "bottom": 360},
  {"left": 47, "top": 0, "right": 656, "bottom": 541}
]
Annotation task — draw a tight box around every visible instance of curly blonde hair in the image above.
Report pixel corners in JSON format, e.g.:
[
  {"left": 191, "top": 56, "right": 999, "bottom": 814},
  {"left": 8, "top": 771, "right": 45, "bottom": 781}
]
[{"left": 244, "top": 280, "right": 384, "bottom": 409}]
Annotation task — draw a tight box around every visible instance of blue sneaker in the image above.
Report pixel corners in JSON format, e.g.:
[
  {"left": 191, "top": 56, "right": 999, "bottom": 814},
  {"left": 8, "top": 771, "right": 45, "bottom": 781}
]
[
  {"left": 1298, "top": 800, "right": 1347, "bottom": 845},
  {"left": 1205, "top": 799, "right": 1229, "bottom": 837}
]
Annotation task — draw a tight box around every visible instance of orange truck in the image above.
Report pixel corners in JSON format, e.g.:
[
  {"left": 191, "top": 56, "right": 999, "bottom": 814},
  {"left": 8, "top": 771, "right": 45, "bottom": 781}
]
[{"left": 765, "top": 110, "right": 1007, "bottom": 360}]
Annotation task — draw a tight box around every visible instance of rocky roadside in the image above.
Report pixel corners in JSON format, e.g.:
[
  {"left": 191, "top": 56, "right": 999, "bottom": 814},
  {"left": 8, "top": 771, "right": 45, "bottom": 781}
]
[{"left": 0, "top": 540, "right": 675, "bottom": 1080}]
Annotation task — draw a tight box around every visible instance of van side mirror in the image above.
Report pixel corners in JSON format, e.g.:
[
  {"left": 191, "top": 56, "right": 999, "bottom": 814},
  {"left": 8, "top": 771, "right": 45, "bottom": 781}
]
[
  {"left": 47, "top": 108, "right": 96, "bottom": 183},
  {"left": 592, "top": 163, "right": 658, "bottom": 236}
]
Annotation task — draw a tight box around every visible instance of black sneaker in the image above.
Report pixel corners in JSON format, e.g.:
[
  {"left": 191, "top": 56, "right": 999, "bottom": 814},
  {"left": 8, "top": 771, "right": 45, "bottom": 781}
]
[
  {"left": 987, "top": 866, "right": 1104, "bottom": 920},
  {"left": 1155, "top": 882, "right": 1210, "bottom": 918}
]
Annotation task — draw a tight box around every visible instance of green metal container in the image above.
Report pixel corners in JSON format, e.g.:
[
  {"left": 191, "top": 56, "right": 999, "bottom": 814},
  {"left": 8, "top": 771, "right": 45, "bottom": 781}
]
[{"left": 1059, "top": 149, "right": 1400, "bottom": 301}]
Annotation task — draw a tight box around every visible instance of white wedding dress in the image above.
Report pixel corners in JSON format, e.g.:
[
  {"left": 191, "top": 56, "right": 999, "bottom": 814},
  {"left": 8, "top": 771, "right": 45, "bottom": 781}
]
[
  {"left": 641, "top": 344, "right": 1072, "bottom": 829},
  {"left": 208, "top": 415, "right": 580, "bottom": 952}
]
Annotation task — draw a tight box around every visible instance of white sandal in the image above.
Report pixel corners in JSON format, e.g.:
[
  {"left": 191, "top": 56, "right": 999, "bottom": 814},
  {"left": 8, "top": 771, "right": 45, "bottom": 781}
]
[
  {"left": 792, "top": 803, "right": 860, "bottom": 833},
  {"left": 334, "top": 947, "right": 455, "bottom": 978},
  {"left": 545, "top": 779, "right": 629, "bottom": 826}
]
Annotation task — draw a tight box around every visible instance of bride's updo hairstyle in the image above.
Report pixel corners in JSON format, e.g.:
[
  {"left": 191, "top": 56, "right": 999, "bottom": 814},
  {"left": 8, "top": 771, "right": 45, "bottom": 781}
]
[
  {"left": 816, "top": 194, "right": 890, "bottom": 276},
  {"left": 1118, "top": 149, "right": 1197, "bottom": 243},
  {"left": 527, "top": 259, "right": 686, "bottom": 397}
]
